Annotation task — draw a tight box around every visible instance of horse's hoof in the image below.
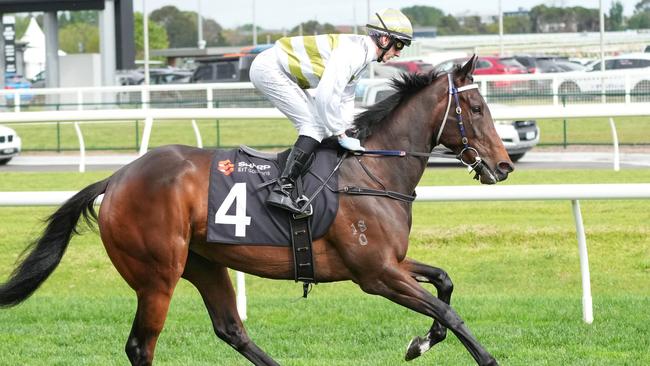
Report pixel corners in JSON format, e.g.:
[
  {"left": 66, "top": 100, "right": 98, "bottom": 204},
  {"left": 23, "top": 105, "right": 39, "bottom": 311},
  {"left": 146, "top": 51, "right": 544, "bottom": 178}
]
[{"left": 404, "top": 336, "right": 426, "bottom": 361}]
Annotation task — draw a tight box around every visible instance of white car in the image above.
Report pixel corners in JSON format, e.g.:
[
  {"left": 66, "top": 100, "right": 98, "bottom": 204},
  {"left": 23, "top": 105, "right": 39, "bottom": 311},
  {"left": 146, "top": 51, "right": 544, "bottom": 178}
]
[
  {"left": 0, "top": 125, "right": 21, "bottom": 165},
  {"left": 355, "top": 80, "right": 539, "bottom": 162},
  {"left": 558, "top": 53, "right": 650, "bottom": 97}
]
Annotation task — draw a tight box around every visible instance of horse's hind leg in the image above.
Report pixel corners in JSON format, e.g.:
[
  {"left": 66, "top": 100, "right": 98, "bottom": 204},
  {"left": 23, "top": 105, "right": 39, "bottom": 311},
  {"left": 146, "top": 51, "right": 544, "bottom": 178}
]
[
  {"left": 358, "top": 264, "right": 497, "bottom": 366},
  {"left": 182, "top": 250, "right": 279, "bottom": 366},
  {"left": 125, "top": 287, "right": 175, "bottom": 366},
  {"left": 403, "top": 258, "right": 454, "bottom": 361}
]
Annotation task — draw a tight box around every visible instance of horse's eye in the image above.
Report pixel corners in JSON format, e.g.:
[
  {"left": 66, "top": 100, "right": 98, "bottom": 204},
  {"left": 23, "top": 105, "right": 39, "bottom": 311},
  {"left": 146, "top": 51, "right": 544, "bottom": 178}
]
[{"left": 471, "top": 106, "right": 481, "bottom": 114}]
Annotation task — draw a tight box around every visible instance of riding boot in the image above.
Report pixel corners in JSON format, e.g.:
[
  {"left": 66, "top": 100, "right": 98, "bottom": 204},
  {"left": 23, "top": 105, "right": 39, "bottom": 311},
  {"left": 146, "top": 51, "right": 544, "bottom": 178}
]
[{"left": 266, "top": 146, "right": 313, "bottom": 213}]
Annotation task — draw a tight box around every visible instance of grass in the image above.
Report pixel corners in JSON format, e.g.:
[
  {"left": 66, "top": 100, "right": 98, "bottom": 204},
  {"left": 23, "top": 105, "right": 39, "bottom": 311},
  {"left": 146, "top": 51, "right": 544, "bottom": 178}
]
[
  {"left": 0, "top": 169, "right": 649, "bottom": 365},
  {"left": 5, "top": 114, "right": 649, "bottom": 153}
]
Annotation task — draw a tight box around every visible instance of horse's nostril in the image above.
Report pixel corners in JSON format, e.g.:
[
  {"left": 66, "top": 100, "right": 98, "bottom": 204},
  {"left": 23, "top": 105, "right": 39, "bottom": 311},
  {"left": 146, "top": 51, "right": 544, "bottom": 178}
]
[{"left": 497, "top": 161, "right": 515, "bottom": 174}]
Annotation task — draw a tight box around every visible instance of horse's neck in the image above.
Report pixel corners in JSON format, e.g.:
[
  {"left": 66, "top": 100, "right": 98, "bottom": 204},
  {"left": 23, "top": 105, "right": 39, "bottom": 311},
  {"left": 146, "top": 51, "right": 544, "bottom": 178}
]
[{"left": 363, "top": 88, "right": 443, "bottom": 194}]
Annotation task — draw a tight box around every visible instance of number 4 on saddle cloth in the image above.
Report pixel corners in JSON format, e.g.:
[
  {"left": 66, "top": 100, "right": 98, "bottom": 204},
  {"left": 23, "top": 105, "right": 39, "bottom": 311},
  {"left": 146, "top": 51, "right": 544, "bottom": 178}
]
[{"left": 207, "top": 145, "right": 340, "bottom": 246}]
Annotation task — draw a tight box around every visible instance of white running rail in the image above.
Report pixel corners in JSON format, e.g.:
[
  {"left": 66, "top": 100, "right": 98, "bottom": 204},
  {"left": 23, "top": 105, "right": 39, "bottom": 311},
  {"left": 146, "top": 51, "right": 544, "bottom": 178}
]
[{"left": 2, "top": 183, "right": 650, "bottom": 324}]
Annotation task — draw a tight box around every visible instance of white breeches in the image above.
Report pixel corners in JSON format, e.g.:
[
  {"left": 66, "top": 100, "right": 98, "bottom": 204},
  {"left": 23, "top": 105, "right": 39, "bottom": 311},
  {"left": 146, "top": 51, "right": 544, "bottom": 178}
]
[{"left": 249, "top": 48, "right": 329, "bottom": 142}]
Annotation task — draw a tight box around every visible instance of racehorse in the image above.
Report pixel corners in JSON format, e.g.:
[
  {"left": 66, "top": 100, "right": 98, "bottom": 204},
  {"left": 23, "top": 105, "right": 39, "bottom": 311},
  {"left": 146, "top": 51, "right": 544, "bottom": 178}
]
[{"left": 0, "top": 56, "right": 513, "bottom": 366}]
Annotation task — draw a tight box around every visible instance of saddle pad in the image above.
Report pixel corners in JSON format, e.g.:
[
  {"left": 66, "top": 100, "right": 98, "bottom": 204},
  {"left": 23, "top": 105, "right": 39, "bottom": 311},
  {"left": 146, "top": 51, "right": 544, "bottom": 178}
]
[{"left": 207, "top": 146, "right": 339, "bottom": 246}]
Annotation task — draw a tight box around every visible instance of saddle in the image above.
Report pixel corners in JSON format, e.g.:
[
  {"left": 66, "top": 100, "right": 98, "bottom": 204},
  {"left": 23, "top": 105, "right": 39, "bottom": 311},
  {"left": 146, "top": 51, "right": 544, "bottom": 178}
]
[{"left": 207, "top": 145, "right": 342, "bottom": 286}]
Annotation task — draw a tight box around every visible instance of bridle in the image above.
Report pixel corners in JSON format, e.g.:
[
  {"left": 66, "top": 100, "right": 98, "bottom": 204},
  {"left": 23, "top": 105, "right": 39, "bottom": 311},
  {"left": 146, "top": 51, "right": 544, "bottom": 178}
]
[
  {"left": 356, "top": 72, "right": 499, "bottom": 182},
  {"left": 430, "top": 73, "right": 496, "bottom": 182}
]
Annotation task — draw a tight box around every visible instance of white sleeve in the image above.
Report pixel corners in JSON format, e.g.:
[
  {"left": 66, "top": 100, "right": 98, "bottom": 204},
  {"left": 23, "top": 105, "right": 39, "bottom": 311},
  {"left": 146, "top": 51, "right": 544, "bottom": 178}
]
[
  {"left": 341, "top": 84, "right": 357, "bottom": 130},
  {"left": 314, "top": 44, "right": 365, "bottom": 136}
]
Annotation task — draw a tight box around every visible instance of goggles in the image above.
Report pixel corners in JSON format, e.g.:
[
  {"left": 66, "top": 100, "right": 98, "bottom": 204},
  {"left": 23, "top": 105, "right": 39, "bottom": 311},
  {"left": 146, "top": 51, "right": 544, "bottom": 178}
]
[{"left": 393, "top": 38, "right": 407, "bottom": 51}]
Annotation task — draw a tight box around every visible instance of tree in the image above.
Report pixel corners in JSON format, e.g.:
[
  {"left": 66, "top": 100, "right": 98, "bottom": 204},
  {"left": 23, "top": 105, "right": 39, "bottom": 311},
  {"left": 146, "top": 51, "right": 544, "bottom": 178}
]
[
  {"left": 13, "top": 15, "right": 32, "bottom": 39},
  {"left": 628, "top": 11, "right": 650, "bottom": 28},
  {"left": 202, "top": 18, "right": 225, "bottom": 47},
  {"left": 503, "top": 15, "right": 533, "bottom": 34},
  {"left": 150, "top": 6, "right": 197, "bottom": 48},
  {"left": 635, "top": 0, "right": 650, "bottom": 12},
  {"left": 289, "top": 21, "right": 337, "bottom": 36},
  {"left": 58, "top": 10, "right": 98, "bottom": 28},
  {"left": 133, "top": 12, "right": 169, "bottom": 60},
  {"left": 150, "top": 5, "right": 226, "bottom": 48},
  {"left": 608, "top": 1, "right": 624, "bottom": 30},
  {"left": 437, "top": 15, "right": 461, "bottom": 35},
  {"left": 629, "top": 0, "right": 650, "bottom": 29},
  {"left": 59, "top": 22, "right": 99, "bottom": 53},
  {"left": 400, "top": 5, "right": 446, "bottom": 26}
]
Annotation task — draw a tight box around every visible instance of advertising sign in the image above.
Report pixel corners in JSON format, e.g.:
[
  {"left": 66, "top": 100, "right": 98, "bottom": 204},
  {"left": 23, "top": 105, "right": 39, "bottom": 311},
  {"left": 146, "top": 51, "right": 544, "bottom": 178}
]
[{"left": 2, "top": 15, "right": 16, "bottom": 75}]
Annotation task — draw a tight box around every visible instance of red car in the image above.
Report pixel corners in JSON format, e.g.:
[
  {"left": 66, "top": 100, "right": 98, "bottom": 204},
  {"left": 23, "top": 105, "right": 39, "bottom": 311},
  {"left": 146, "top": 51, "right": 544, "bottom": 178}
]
[
  {"left": 385, "top": 60, "right": 434, "bottom": 74},
  {"left": 434, "top": 56, "right": 529, "bottom": 92}
]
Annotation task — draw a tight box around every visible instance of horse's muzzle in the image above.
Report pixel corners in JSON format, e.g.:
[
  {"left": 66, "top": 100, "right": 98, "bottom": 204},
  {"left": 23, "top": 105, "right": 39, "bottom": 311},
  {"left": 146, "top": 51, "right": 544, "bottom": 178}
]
[{"left": 495, "top": 160, "right": 514, "bottom": 182}]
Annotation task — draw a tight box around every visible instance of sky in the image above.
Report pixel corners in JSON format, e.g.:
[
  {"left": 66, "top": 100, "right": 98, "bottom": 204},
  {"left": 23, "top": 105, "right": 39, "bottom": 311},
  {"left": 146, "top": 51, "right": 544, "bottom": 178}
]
[{"left": 134, "top": 0, "right": 642, "bottom": 30}]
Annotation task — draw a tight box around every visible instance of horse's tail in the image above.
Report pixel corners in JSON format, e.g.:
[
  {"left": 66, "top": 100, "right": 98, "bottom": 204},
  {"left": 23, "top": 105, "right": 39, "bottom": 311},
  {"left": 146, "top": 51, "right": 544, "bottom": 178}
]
[{"left": 0, "top": 178, "right": 110, "bottom": 308}]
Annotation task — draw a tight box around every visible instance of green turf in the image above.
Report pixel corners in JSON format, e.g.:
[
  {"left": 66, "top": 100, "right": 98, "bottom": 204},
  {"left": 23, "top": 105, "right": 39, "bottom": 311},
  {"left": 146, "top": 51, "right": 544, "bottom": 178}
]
[{"left": 0, "top": 169, "right": 648, "bottom": 365}]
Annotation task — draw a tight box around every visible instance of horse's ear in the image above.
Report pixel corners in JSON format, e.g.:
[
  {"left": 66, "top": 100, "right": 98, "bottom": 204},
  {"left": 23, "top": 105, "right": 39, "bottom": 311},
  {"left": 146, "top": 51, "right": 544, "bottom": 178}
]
[{"left": 458, "top": 54, "right": 478, "bottom": 79}]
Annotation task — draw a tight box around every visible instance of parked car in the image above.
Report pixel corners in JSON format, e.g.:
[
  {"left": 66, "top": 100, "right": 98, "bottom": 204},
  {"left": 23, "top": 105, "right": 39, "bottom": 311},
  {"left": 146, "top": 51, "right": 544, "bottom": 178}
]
[
  {"left": 385, "top": 60, "right": 434, "bottom": 74},
  {"left": 512, "top": 56, "right": 585, "bottom": 74},
  {"left": 558, "top": 53, "right": 650, "bottom": 100},
  {"left": 4, "top": 74, "right": 33, "bottom": 104},
  {"left": 356, "top": 81, "right": 539, "bottom": 161},
  {"left": 0, "top": 125, "right": 21, "bottom": 164},
  {"left": 585, "top": 53, "right": 650, "bottom": 71},
  {"left": 191, "top": 45, "right": 273, "bottom": 83},
  {"left": 434, "top": 56, "right": 529, "bottom": 92}
]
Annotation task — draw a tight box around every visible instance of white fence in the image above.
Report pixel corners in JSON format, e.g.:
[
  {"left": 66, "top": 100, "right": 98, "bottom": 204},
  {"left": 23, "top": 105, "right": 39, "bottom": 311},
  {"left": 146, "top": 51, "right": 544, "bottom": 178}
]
[
  {"left": 1, "top": 68, "right": 650, "bottom": 113},
  {"left": 2, "top": 183, "right": 650, "bottom": 324},
  {"left": 0, "top": 102, "right": 646, "bottom": 172}
]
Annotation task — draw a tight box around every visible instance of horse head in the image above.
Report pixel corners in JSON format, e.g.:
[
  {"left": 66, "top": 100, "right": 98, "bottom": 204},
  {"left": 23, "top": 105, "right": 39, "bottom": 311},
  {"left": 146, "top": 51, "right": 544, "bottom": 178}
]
[{"left": 436, "top": 55, "right": 514, "bottom": 184}]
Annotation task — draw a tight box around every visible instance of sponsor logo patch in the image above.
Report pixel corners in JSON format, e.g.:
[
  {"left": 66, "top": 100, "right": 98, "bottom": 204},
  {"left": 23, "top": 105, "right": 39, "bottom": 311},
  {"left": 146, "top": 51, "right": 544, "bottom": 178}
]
[
  {"left": 237, "top": 161, "right": 272, "bottom": 176},
  {"left": 217, "top": 159, "right": 234, "bottom": 176}
]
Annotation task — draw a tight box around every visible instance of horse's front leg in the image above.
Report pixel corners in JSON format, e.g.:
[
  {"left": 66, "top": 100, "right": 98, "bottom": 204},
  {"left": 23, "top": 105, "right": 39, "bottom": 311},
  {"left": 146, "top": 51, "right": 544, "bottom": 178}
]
[
  {"left": 403, "top": 258, "right": 454, "bottom": 361},
  {"left": 357, "top": 263, "right": 497, "bottom": 366}
]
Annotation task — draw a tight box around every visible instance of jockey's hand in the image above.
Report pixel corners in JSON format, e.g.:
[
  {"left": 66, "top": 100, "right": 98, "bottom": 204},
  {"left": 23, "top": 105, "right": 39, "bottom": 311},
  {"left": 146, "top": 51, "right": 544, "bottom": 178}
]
[{"left": 338, "top": 135, "right": 365, "bottom": 151}]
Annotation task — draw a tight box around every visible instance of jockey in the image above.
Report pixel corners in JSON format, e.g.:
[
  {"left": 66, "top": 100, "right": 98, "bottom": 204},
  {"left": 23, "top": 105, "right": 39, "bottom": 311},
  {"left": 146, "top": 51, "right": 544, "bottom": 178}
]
[{"left": 249, "top": 8, "right": 413, "bottom": 214}]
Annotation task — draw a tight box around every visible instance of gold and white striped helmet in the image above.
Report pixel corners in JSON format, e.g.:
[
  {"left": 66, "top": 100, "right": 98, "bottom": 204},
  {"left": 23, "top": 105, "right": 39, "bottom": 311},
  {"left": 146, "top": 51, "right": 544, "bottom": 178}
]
[{"left": 366, "top": 8, "right": 413, "bottom": 46}]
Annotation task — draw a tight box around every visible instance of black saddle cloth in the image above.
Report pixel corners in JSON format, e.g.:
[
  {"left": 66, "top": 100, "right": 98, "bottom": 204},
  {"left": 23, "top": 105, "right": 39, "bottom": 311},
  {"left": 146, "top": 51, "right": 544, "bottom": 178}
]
[{"left": 206, "top": 145, "right": 340, "bottom": 246}]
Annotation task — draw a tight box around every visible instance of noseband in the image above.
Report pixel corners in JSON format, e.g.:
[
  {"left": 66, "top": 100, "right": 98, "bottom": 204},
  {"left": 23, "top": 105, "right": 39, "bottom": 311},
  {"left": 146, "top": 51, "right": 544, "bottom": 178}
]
[{"left": 434, "top": 74, "right": 496, "bottom": 182}]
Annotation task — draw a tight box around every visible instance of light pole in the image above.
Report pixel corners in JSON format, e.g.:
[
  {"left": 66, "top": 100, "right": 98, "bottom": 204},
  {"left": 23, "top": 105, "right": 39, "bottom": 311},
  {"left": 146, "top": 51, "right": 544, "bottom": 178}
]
[
  {"left": 252, "top": 0, "right": 257, "bottom": 46},
  {"left": 498, "top": 0, "right": 504, "bottom": 56},
  {"left": 143, "top": 0, "right": 150, "bottom": 85},
  {"left": 197, "top": 0, "right": 205, "bottom": 49}
]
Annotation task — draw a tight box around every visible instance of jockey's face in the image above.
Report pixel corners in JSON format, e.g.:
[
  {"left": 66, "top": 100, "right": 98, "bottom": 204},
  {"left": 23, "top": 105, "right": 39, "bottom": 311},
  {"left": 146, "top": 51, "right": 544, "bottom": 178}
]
[{"left": 378, "top": 35, "right": 402, "bottom": 62}]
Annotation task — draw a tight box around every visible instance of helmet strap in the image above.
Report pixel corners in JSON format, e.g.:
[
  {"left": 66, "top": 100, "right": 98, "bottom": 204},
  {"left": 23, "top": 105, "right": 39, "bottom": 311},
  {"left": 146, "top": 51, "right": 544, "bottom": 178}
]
[
  {"left": 371, "top": 35, "right": 394, "bottom": 63},
  {"left": 370, "top": 12, "right": 397, "bottom": 62}
]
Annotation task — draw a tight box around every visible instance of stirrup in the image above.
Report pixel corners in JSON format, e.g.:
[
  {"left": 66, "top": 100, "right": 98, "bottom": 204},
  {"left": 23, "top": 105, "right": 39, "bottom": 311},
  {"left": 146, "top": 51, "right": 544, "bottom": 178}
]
[{"left": 293, "top": 195, "right": 313, "bottom": 219}]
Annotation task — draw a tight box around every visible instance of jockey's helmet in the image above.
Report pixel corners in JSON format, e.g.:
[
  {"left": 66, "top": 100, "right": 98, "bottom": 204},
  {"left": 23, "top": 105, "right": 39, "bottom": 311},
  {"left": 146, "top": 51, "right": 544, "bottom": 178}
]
[{"left": 366, "top": 8, "right": 413, "bottom": 49}]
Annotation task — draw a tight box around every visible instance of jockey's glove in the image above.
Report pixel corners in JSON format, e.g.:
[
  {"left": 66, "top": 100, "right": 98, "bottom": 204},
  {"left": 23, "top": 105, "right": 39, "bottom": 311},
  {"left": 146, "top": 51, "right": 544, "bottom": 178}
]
[{"left": 338, "top": 136, "right": 365, "bottom": 151}]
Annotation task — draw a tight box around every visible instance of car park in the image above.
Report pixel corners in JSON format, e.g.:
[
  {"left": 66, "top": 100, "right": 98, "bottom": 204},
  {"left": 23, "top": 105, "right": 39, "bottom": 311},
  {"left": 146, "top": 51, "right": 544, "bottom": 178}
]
[
  {"left": 356, "top": 80, "right": 539, "bottom": 161},
  {"left": 0, "top": 125, "right": 21, "bottom": 164},
  {"left": 434, "top": 56, "right": 529, "bottom": 93}
]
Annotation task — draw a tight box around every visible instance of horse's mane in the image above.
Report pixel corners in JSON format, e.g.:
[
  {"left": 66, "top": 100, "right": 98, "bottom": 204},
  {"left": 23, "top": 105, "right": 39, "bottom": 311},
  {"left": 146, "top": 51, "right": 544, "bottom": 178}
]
[{"left": 354, "top": 67, "right": 456, "bottom": 140}]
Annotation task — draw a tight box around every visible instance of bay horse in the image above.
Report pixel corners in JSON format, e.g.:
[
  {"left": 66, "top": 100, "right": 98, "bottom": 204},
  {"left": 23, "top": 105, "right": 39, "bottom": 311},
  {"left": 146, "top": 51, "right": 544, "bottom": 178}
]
[{"left": 0, "top": 56, "right": 513, "bottom": 365}]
